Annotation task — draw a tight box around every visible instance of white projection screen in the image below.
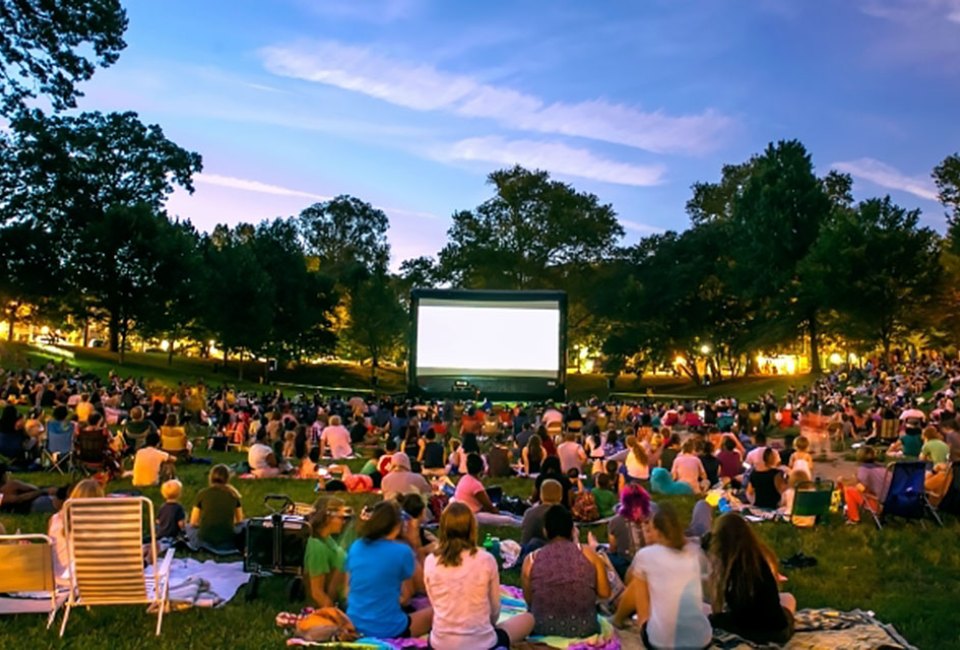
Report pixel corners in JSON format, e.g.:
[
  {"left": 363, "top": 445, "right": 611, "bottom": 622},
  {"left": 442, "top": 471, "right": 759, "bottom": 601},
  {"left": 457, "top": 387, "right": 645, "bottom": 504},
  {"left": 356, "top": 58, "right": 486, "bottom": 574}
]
[{"left": 410, "top": 290, "right": 567, "bottom": 399}]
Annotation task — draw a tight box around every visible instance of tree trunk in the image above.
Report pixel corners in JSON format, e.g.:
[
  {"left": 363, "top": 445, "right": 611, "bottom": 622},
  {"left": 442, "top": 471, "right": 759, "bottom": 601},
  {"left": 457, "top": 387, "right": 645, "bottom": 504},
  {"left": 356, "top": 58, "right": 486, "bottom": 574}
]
[
  {"left": 82, "top": 317, "right": 90, "bottom": 347},
  {"left": 237, "top": 348, "right": 244, "bottom": 382},
  {"left": 371, "top": 352, "right": 379, "bottom": 384},
  {"left": 119, "top": 322, "right": 127, "bottom": 365},
  {"left": 167, "top": 339, "right": 175, "bottom": 366},
  {"left": 808, "top": 315, "right": 821, "bottom": 375},
  {"left": 109, "top": 311, "right": 120, "bottom": 353},
  {"left": 6, "top": 302, "right": 16, "bottom": 341}
]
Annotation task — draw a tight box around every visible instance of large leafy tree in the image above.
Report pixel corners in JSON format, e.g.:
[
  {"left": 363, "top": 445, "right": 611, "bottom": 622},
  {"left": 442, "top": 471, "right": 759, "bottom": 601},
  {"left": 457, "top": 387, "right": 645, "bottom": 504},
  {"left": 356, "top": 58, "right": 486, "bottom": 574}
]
[
  {"left": 0, "top": 220, "right": 60, "bottom": 339},
  {"left": 340, "top": 266, "right": 406, "bottom": 383},
  {"left": 298, "top": 195, "right": 390, "bottom": 286},
  {"left": 728, "top": 140, "right": 835, "bottom": 373},
  {"left": 0, "top": 109, "right": 202, "bottom": 351},
  {"left": 0, "top": 0, "right": 127, "bottom": 115},
  {"left": 437, "top": 166, "right": 625, "bottom": 289},
  {"left": 933, "top": 153, "right": 960, "bottom": 251},
  {"left": 804, "top": 197, "right": 942, "bottom": 356}
]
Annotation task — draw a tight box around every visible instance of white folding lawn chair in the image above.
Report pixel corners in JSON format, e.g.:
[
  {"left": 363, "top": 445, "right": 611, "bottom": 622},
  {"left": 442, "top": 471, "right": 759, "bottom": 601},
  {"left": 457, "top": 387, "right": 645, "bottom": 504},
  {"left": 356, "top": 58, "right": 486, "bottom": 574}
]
[
  {"left": 60, "top": 496, "right": 174, "bottom": 637},
  {"left": 0, "top": 533, "right": 66, "bottom": 629}
]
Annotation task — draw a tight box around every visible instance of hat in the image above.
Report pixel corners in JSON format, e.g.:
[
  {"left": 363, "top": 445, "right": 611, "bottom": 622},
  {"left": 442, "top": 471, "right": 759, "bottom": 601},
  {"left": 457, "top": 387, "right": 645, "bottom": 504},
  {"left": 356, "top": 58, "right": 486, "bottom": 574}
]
[{"left": 390, "top": 452, "right": 411, "bottom": 471}]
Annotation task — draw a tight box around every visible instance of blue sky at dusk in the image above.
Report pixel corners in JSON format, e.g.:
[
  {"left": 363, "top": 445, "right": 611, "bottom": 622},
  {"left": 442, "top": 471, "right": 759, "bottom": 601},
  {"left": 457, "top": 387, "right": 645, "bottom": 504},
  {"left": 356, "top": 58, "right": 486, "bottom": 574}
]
[{"left": 76, "top": 0, "right": 960, "bottom": 267}]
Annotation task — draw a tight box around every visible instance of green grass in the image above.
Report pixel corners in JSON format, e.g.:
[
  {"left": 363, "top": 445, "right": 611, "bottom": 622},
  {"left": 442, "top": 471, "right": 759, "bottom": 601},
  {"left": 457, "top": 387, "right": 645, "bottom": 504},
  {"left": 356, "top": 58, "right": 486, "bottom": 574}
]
[{"left": 2, "top": 451, "right": 958, "bottom": 649}]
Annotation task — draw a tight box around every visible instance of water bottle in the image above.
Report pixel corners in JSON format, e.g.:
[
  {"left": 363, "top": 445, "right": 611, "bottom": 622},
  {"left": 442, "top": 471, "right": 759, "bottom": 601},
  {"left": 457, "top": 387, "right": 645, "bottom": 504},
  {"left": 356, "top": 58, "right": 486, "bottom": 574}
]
[
  {"left": 490, "top": 537, "right": 501, "bottom": 561},
  {"left": 718, "top": 497, "right": 731, "bottom": 514}
]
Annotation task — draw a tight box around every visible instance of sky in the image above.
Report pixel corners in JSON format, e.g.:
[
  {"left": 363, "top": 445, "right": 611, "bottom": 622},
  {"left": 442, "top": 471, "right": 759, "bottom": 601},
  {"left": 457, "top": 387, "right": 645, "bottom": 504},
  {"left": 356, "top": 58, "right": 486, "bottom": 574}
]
[{"left": 74, "top": 0, "right": 960, "bottom": 268}]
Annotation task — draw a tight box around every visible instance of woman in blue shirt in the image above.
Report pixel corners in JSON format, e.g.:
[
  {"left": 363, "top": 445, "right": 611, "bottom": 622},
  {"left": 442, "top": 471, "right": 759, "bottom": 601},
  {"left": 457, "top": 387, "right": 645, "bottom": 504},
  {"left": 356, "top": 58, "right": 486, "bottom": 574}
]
[{"left": 346, "top": 500, "right": 433, "bottom": 638}]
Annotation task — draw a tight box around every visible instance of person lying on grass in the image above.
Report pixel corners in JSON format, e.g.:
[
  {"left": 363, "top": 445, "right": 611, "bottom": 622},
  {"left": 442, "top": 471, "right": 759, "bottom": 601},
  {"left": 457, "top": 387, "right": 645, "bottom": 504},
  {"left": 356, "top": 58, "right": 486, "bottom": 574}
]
[
  {"left": 425, "top": 502, "right": 535, "bottom": 650},
  {"left": 345, "top": 500, "right": 433, "bottom": 639},
  {"left": 304, "top": 496, "right": 349, "bottom": 608},
  {"left": 454, "top": 453, "right": 523, "bottom": 527},
  {"left": 708, "top": 512, "right": 796, "bottom": 645}
]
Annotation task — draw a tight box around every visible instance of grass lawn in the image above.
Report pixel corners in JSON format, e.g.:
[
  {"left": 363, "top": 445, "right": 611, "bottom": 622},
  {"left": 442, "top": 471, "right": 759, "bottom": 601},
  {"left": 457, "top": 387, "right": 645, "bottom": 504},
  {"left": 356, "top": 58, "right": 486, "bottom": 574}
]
[{"left": 2, "top": 452, "right": 958, "bottom": 649}]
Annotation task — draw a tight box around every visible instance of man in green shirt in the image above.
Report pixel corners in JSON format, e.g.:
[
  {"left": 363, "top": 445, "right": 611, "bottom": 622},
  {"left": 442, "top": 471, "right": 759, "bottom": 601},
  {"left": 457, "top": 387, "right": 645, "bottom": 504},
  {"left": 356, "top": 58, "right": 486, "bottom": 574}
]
[{"left": 921, "top": 428, "right": 950, "bottom": 466}]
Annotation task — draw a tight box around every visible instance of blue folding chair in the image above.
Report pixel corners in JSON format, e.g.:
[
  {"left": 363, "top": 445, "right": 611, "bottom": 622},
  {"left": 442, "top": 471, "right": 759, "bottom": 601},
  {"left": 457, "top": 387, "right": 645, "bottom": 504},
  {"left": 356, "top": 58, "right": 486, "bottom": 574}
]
[
  {"left": 879, "top": 461, "right": 943, "bottom": 528},
  {"left": 43, "top": 420, "right": 74, "bottom": 474}
]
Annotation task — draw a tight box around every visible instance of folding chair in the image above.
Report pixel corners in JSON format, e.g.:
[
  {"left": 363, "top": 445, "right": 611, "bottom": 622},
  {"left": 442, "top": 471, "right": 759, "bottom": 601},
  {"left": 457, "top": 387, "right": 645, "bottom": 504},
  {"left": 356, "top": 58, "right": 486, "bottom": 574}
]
[
  {"left": 936, "top": 461, "right": 960, "bottom": 517},
  {"left": 790, "top": 479, "right": 834, "bottom": 527},
  {"left": 0, "top": 533, "right": 65, "bottom": 628},
  {"left": 43, "top": 420, "right": 74, "bottom": 474},
  {"left": 60, "top": 496, "right": 174, "bottom": 637},
  {"left": 73, "top": 428, "right": 110, "bottom": 477},
  {"left": 878, "top": 461, "right": 943, "bottom": 529}
]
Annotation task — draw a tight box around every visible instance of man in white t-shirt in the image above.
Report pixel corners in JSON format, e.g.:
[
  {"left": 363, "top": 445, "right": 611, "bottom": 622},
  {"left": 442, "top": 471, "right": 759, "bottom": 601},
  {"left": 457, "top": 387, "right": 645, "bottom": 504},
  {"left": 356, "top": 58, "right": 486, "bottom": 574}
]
[
  {"left": 132, "top": 433, "right": 174, "bottom": 486},
  {"left": 320, "top": 415, "right": 353, "bottom": 459},
  {"left": 556, "top": 433, "right": 587, "bottom": 475}
]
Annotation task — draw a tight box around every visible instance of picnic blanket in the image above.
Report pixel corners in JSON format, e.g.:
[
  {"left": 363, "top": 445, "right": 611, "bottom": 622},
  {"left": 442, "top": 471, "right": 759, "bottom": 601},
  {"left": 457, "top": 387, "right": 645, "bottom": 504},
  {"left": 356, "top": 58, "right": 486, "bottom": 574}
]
[
  {"left": 280, "top": 585, "right": 619, "bottom": 649},
  {"left": 615, "top": 608, "right": 915, "bottom": 650},
  {"left": 146, "top": 558, "right": 249, "bottom": 610}
]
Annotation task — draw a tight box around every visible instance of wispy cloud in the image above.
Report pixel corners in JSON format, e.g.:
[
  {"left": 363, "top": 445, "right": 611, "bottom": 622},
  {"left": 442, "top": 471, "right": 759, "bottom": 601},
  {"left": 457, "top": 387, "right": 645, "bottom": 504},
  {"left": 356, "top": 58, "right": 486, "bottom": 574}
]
[
  {"left": 831, "top": 158, "right": 939, "bottom": 202},
  {"left": 860, "top": 0, "right": 960, "bottom": 24},
  {"left": 195, "top": 173, "right": 331, "bottom": 201},
  {"left": 438, "top": 136, "right": 665, "bottom": 187},
  {"left": 620, "top": 219, "right": 665, "bottom": 235},
  {"left": 259, "top": 41, "right": 732, "bottom": 155},
  {"left": 290, "top": 0, "right": 420, "bottom": 24},
  {"left": 194, "top": 173, "right": 438, "bottom": 221}
]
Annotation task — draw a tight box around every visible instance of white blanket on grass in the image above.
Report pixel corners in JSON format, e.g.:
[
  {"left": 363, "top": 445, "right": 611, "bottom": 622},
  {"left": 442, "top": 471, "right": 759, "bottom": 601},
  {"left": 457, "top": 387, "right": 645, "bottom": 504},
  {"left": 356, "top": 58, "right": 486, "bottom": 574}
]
[{"left": 146, "top": 558, "right": 249, "bottom": 609}]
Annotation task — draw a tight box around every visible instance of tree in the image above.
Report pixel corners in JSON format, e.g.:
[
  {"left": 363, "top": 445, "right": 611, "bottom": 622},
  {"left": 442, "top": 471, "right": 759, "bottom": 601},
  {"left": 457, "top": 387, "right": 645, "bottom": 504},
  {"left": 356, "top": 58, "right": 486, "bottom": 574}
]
[
  {"left": 200, "top": 225, "right": 274, "bottom": 381},
  {"left": 804, "top": 197, "right": 942, "bottom": 356},
  {"left": 729, "top": 140, "right": 834, "bottom": 373},
  {"left": 341, "top": 267, "right": 406, "bottom": 383},
  {"left": 0, "top": 110, "right": 202, "bottom": 351},
  {"left": 0, "top": 0, "right": 127, "bottom": 115},
  {"left": 0, "top": 220, "right": 60, "bottom": 340},
  {"left": 933, "top": 153, "right": 960, "bottom": 251},
  {"left": 298, "top": 195, "right": 390, "bottom": 285},
  {"left": 437, "top": 166, "right": 625, "bottom": 289}
]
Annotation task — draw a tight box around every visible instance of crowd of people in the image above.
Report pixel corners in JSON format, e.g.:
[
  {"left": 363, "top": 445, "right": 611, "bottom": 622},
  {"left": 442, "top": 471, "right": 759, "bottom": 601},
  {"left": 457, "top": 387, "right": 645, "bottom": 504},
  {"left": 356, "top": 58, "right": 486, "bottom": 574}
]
[{"left": 1, "top": 353, "right": 958, "bottom": 647}]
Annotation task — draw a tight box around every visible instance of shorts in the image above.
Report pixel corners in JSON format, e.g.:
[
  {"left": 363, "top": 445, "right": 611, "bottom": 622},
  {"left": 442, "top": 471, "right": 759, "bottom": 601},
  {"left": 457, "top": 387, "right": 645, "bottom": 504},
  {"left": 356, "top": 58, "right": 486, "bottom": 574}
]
[{"left": 427, "top": 627, "right": 510, "bottom": 649}]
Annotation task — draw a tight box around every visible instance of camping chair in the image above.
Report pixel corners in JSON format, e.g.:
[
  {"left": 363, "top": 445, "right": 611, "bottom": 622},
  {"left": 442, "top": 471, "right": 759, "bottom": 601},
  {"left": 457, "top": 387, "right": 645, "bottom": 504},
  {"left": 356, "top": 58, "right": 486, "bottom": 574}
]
[
  {"left": 878, "top": 461, "right": 943, "bottom": 529},
  {"left": 43, "top": 420, "right": 75, "bottom": 474},
  {"left": 73, "top": 428, "right": 110, "bottom": 476},
  {"left": 60, "top": 497, "right": 174, "bottom": 637},
  {"left": 936, "top": 461, "right": 960, "bottom": 517},
  {"left": 790, "top": 479, "right": 835, "bottom": 527},
  {"left": 0, "top": 533, "right": 65, "bottom": 628}
]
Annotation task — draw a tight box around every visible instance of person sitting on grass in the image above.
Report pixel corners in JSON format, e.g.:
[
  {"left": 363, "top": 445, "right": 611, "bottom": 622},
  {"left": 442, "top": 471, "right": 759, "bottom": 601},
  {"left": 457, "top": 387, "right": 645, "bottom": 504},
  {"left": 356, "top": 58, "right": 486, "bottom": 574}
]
[
  {"left": 920, "top": 425, "right": 950, "bottom": 466},
  {"left": 607, "top": 483, "right": 651, "bottom": 579},
  {"left": 132, "top": 432, "right": 176, "bottom": 487},
  {"left": 454, "top": 453, "right": 523, "bottom": 527},
  {"left": 650, "top": 466, "right": 694, "bottom": 495},
  {"left": 248, "top": 427, "right": 281, "bottom": 478},
  {"left": 522, "top": 505, "right": 610, "bottom": 638},
  {"left": 841, "top": 446, "right": 890, "bottom": 524},
  {"left": 156, "top": 479, "right": 186, "bottom": 542},
  {"left": 419, "top": 429, "right": 447, "bottom": 477},
  {"left": 121, "top": 405, "right": 157, "bottom": 452},
  {"left": 425, "top": 502, "right": 535, "bottom": 650},
  {"left": 888, "top": 424, "right": 923, "bottom": 458},
  {"left": 591, "top": 472, "right": 617, "bottom": 518},
  {"left": 520, "top": 478, "right": 564, "bottom": 550},
  {"left": 345, "top": 500, "right": 433, "bottom": 639},
  {"left": 746, "top": 448, "right": 786, "bottom": 509},
  {"left": 671, "top": 439, "right": 709, "bottom": 494},
  {"left": 187, "top": 464, "right": 245, "bottom": 551},
  {"left": 708, "top": 513, "right": 796, "bottom": 645},
  {"left": 521, "top": 433, "right": 544, "bottom": 475},
  {"left": 380, "top": 452, "right": 432, "bottom": 502},
  {"left": 160, "top": 413, "right": 190, "bottom": 458},
  {"left": 612, "top": 503, "right": 712, "bottom": 649},
  {"left": 788, "top": 435, "right": 814, "bottom": 476},
  {"left": 716, "top": 436, "right": 745, "bottom": 488},
  {"left": 48, "top": 479, "right": 104, "bottom": 587},
  {"left": 304, "top": 496, "right": 349, "bottom": 608}
]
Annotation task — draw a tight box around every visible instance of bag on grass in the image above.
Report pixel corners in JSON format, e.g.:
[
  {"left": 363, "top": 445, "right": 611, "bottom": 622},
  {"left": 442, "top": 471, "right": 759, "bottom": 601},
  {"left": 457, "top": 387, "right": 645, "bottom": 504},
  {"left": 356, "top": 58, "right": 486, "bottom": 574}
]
[{"left": 571, "top": 490, "right": 600, "bottom": 522}]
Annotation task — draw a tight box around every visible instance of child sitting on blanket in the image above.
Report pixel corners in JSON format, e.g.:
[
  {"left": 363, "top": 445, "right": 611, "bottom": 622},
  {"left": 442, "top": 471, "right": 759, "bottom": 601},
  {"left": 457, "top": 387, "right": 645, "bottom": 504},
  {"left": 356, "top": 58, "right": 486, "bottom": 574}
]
[{"left": 424, "top": 502, "right": 535, "bottom": 650}]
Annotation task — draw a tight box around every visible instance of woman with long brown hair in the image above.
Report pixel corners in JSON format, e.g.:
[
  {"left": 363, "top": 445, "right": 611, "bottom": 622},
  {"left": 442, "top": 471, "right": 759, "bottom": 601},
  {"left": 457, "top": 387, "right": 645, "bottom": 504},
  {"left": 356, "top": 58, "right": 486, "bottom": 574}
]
[
  {"left": 424, "top": 502, "right": 534, "bottom": 649},
  {"left": 708, "top": 513, "right": 796, "bottom": 644},
  {"left": 619, "top": 434, "right": 650, "bottom": 491},
  {"left": 522, "top": 433, "right": 544, "bottom": 475}
]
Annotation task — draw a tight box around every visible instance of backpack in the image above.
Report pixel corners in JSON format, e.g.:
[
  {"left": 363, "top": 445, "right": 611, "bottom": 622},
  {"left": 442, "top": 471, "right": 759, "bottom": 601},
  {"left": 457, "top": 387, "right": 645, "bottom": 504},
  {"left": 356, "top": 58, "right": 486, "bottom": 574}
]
[{"left": 572, "top": 490, "right": 600, "bottom": 522}]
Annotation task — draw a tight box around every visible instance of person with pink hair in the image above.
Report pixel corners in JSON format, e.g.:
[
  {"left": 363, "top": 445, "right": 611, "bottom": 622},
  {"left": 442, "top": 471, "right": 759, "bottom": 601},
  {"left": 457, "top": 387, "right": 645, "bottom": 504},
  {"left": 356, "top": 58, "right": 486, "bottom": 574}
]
[{"left": 606, "top": 484, "right": 652, "bottom": 578}]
